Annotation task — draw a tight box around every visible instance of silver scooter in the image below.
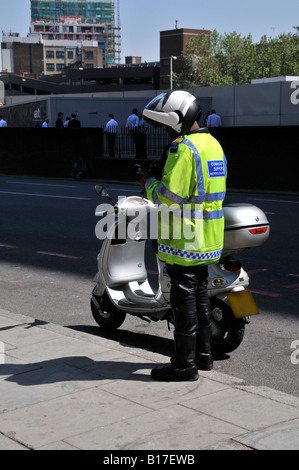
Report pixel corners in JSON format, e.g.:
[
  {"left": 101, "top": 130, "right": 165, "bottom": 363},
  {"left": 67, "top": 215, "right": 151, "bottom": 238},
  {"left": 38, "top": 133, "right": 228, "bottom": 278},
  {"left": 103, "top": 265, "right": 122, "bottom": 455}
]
[{"left": 91, "top": 185, "right": 270, "bottom": 355}]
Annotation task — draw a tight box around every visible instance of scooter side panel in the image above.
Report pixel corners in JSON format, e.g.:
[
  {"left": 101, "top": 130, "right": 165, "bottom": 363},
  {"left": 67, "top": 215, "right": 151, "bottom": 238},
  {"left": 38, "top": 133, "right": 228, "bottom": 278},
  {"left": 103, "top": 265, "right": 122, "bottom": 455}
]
[{"left": 104, "top": 241, "right": 148, "bottom": 287}]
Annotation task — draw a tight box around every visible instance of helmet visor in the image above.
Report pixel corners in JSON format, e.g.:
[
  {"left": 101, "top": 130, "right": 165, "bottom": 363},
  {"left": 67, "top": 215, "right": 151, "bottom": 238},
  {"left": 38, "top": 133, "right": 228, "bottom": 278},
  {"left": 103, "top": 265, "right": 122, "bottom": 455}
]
[
  {"left": 145, "top": 93, "right": 169, "bottom": 112},
  {"left": 143, "top": 92, "right": 180, "bottom": 128}
]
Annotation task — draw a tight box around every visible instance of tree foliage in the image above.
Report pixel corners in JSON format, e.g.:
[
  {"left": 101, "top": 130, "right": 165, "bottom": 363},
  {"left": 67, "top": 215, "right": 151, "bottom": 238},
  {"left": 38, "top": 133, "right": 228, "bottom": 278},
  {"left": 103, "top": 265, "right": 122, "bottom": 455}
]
[{"left": 174, "top": 28, "right": 299, "bottom": 88}]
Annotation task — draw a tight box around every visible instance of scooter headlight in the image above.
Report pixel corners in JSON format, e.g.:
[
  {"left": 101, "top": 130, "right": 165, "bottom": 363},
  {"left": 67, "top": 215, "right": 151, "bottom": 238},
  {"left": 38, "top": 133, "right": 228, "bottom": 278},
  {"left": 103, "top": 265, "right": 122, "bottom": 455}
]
[{"left": 211, "top": 278, "right": 228, "bottom": 288}]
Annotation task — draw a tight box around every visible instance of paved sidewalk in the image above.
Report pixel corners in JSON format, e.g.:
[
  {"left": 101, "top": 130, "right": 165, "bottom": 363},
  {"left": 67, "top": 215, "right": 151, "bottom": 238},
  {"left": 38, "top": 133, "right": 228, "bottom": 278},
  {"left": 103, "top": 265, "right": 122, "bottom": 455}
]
[{"left": 0, "top": 308, "right": 298, "bottom": 451}]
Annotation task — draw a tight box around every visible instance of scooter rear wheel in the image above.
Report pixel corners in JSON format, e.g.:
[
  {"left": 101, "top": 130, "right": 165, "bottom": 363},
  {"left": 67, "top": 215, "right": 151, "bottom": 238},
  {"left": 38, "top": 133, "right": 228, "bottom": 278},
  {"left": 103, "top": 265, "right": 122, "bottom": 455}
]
[
  {"left": 91, "top": 293, "right": 126, "bottom": 330},
  {"left": 210, "top": 297, "right": 245, "bottom": 355}
]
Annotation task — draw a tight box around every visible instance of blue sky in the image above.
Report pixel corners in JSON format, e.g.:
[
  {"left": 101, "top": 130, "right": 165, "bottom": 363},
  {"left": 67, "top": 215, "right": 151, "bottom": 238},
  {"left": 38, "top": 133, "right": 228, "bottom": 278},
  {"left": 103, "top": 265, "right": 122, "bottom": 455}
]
[{"left": 0, "top": 0, "right": 298, "bottom": 63}]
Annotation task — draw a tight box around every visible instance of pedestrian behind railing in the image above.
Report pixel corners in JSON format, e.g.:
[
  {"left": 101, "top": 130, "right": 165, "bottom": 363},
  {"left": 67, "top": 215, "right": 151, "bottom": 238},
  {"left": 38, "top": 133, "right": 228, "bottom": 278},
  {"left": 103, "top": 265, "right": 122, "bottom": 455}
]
[{"left": 102, "top": 126, "right": 170, "bottom": 159}]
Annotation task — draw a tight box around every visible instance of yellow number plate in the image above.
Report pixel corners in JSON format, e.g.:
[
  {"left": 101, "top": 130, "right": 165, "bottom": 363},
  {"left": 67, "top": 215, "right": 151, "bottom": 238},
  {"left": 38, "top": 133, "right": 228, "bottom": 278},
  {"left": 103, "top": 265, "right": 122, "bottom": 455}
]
[{"left": 226, "top": 291, "right": 259, "bottom": 318}]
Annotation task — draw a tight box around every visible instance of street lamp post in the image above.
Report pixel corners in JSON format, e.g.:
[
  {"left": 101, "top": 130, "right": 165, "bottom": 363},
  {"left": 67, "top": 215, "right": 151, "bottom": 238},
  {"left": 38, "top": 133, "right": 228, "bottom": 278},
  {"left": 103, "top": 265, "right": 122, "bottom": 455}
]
[{"left": 170, "top": 55, "right": 177, "bottom": 90}]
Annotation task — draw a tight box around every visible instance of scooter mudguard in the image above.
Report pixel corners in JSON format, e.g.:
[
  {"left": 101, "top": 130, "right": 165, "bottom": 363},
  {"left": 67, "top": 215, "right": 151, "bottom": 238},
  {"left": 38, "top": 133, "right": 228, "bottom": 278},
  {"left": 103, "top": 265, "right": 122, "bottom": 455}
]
[
  {"left": 92, "top": 272, "right": 106, "bottom": 297},
  {"left": 226, "top": 290, "right": 259, "bottom": 318}
]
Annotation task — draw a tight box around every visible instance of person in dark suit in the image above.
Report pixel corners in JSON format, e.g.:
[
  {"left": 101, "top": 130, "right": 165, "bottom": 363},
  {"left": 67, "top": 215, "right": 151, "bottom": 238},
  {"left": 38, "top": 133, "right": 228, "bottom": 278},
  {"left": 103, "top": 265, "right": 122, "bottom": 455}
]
[
  {"left": 68, "top": 113, "right": 81, "bottom": 128},
  {"left": 55, "top": 112, "right": 64, "bottom": 128}
]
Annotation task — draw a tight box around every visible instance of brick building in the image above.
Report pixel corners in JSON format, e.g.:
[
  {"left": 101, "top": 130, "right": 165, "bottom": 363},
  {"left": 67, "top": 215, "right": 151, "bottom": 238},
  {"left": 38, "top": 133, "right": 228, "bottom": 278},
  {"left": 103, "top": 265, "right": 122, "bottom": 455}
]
[{"left": 160, "top": 28, "right": 210, "bottom": 88}]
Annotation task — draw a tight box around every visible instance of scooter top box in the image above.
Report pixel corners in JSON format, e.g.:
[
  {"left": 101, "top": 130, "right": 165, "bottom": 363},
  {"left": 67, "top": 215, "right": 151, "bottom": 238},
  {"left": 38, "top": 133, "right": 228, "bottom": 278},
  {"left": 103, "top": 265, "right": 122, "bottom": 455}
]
[{"left": 223, "top": 204, "right": 270, "bottom": 256}]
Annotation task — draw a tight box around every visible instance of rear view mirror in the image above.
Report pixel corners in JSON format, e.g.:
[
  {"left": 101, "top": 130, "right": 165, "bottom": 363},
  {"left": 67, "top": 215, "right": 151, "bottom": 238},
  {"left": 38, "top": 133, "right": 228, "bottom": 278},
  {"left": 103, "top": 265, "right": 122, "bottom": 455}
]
[
  {"left": 94, "top": 185, "right": 116, "bottom": 205},
  {"left": 94, "top": 185, "right": 108, "bottom": 197}
]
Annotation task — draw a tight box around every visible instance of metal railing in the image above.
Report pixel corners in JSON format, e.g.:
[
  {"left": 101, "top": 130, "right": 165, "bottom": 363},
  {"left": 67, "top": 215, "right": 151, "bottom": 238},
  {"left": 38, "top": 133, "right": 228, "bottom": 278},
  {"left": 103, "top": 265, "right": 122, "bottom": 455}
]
[{"left": 102, "top": 126, "right": 171, "bottom": 159}]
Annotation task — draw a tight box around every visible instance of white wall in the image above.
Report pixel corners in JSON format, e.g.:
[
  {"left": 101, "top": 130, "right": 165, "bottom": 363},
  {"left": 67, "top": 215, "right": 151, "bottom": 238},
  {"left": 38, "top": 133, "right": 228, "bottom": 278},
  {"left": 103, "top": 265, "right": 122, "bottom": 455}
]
[
  {"left": 3, "top": 78, "right": 299, "bottom": 127},
  {"left": 193, "top": 79, "right": 299, "bottom": 126}
]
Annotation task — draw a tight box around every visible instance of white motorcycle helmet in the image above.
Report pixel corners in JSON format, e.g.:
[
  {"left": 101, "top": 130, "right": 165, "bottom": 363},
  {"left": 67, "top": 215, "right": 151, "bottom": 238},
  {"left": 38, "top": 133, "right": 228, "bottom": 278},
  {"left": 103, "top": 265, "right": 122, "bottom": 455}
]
[{"left": 143, "top": 90, "right": 202, "bottom": 136}]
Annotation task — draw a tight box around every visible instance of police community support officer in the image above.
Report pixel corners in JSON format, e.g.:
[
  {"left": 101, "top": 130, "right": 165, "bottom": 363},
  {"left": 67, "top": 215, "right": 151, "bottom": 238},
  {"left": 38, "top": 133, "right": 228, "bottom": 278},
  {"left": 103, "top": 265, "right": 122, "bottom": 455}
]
[{"left": 140, "top": 91, "right": 227, "bottom": 382}]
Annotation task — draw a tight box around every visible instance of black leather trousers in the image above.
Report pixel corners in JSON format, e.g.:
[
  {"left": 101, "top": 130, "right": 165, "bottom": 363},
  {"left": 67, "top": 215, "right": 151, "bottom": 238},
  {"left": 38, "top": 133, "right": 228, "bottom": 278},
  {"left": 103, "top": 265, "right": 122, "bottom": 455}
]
[{"left": 166, "top": 263, "right": 211, "bottom": 335}]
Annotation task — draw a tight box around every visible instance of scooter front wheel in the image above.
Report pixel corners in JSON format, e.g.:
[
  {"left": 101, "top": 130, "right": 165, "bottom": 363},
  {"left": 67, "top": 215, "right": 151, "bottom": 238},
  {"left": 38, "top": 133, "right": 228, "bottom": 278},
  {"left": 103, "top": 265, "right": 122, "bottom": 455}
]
[{"left": 91, "top": 292, "right": 126, "bottom": 330}]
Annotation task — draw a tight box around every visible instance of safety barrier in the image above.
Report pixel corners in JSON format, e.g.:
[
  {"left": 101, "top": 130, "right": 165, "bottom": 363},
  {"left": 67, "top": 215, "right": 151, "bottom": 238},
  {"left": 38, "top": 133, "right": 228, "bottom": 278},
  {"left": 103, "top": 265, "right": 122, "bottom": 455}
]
[{"left": 0, "top": 126, "right": 298, "bottom": 191}]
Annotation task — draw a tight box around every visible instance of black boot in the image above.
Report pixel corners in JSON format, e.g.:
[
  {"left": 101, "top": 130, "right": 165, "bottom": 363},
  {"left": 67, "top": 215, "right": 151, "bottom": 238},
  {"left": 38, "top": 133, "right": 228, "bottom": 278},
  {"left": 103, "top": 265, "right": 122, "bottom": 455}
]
[
  {"left": 196, "top": 325, "right": 213, "bottom": 371},
  {"left": 151, "top": 332, "right": 198, "bottom": 382}
]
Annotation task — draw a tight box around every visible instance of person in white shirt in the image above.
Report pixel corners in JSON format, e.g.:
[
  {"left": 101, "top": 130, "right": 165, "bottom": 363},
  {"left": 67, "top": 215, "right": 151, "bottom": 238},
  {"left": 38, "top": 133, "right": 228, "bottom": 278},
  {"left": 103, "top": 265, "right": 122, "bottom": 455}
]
[
  {"left": 42, "top": 118, "right": 49, "bottom": 127},
  {"left": 104, "top": 113, "right": 118, "bottom": 157},
  {"left": 126, "top": 108, "right": 140, "bottom": 157},
  {"left": 126, "top": 108, "right": 139, "bottom": 132},
  {"left": 64, "top": 117, "right": 70, "bottom": 128},
  {"left": 0, "top": 116, "right": 7, "bottom": 127},
  {"left": 206, "top": 109, "right": 222, "bottom": 127}
]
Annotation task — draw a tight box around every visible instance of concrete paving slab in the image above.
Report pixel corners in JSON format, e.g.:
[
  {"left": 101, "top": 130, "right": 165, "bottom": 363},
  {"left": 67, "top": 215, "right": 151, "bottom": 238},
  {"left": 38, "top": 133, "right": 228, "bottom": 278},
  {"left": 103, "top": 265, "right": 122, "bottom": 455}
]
[
  {"left": 238, "top": 385, "right": 299, "bottom": 409},
  {"left": 0, "top": 354, "right": 41, "bottom": 380},
  {"left": 0, "top": 360, "right": 113, "bottom": 413},
  {"left": 37, "top": 440, "right": 80, "bottom": 450},
  {"left": 181, "top": 387, "right": 299, "bottom": 431},
  {"left": 6, "top": 335, "right": 113, "bottom": 364},
  {"left": 63, "top": 402, "right": 245, "bottom": 451},
  {"left": 0, "top": 387, "right": 151, "bottom": 449},
  {"left": 98, "top": 375, "right": 231, "bottom": 410},
  {"left": 234, "top": 418, "right": 299, "bottom": 450},
  {"left": 63, "top": 349, "right": 156, "bottom": 380},
  {"left": 0, "top": 433, "right": 29, "bottom": 450},
  {"left": 0, "top": 319, "right": 60, "bottom": 348},
  {"left": 0, "top": 309, "right": 298, "bottom": 451},
  {"left": 0, "top": 314, "right": 27, "bottom": 329},
  {"left": 204, "top": 440, "right": 252, "bottom": 450}
]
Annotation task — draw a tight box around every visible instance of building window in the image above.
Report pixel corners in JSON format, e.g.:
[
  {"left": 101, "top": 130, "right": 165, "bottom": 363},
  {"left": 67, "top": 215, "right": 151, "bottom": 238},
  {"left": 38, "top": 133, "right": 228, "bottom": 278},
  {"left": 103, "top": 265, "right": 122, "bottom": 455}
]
[
  {"left": 67, "top": 51, "right": 74, "bottom": 59},
  {"left": 56, "top": 63, "right": 65, "bottom": 71},
  {"left": 46, "top": 51, "right": 54, "bottom": 58},
  {"left": 56, "top": 51, "right": 65, "bottom": 59},
  {"left": 46, "top": 63, "right": 55, "bottom": 71},
  {"left": 162, "top": 58, "right": 170, "bottom": 67},
  {"left": 85, "top": 51, "right": 94, "bottom": 59}
]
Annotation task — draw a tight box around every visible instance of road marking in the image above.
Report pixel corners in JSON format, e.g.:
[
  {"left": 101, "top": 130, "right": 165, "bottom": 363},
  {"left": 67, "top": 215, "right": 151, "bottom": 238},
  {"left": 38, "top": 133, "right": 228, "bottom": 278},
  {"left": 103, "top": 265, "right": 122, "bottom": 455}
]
[
  {"left": 0, "top": 191, "right": 91, "bottom": 201},
  {"left": 247, "top": 269, "right": 268, "bottom": 275},
  {"left": 250, "top": 289, "right": 282, "bottom": 298},
  {"left": 6, "top": 181, "right": 76, "bottom": 188},
  {"left": 37, "top": 251, "right": 82, "bottom": 260},
  {"left": 251, "top": 197, "right": 299, "bottom": 204},
  {"left": 0, "top": 243, "right": 18, "bottom": 249}
]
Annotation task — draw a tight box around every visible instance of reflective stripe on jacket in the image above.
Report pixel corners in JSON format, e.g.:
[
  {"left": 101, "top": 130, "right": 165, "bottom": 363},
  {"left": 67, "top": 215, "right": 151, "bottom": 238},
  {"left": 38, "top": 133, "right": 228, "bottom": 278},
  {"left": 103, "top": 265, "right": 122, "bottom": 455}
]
[{"left": 146, "top": 130, "right": 227, "bottom": 266}]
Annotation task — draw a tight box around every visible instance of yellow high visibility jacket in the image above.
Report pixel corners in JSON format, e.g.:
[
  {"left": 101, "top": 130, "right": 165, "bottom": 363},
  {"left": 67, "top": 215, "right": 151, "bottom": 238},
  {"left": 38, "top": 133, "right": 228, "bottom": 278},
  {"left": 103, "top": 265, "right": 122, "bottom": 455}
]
[{"left": 146, "top": 129, "right": 227, "bottom": 266}]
